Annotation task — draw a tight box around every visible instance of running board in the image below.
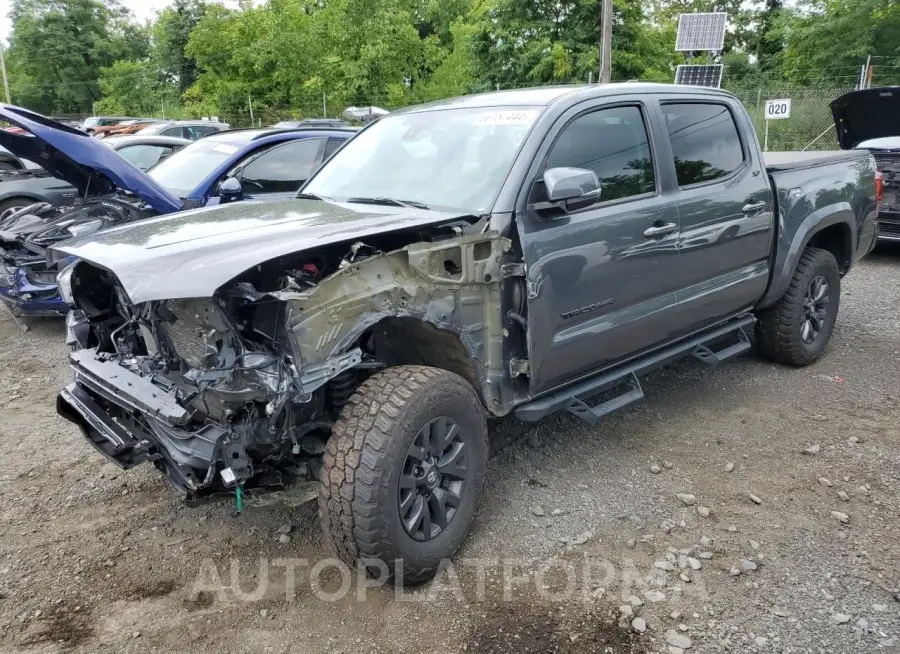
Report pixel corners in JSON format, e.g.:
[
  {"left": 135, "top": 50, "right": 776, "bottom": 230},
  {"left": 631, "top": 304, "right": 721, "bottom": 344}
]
[
  {"left": 691, "top": 328, "right": 751, "bottom": 365},
  {"left": 515, "top": 315, "right": 755, "bottom": 423},
  {"left": 567, "top": 374, "right": 644, "bottom": 425}
]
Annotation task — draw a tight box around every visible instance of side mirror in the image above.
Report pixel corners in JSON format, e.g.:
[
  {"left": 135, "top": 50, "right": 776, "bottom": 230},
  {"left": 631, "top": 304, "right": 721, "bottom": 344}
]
[
  {"left": 543, "top": 167, "right": 601, "bottom": 208},
  {"left": 218, "top": 177, "right": 243, "bottom": 204}
]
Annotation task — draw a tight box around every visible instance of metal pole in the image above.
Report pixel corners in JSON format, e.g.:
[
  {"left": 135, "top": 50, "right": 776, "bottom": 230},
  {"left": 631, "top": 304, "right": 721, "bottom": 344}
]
[
  {"left": 322, "top": 91, "right": 326, "bottom": 118},
  {"left": 864, "top": 55, "right": 872, "bottom": 89},
  {"left": 248, "top": 95, "right": 254, "bottom": 125},
  {"left": 0, "top": 43, "right": 11, "bottom": 104},
  {"left": 599, "top": 0, "right": 613, "bottom": 84},
  {"left": 764, "top": 117, "right": 770, "bottom": 152},
  {"left": 754, "top": 88, "right": 763, "bottom": 135}
]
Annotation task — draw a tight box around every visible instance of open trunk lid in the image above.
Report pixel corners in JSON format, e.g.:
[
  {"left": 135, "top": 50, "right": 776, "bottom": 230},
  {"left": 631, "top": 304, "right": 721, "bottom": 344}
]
[{"left": 831, "top": 87, "right": 900, "bottom": 150}]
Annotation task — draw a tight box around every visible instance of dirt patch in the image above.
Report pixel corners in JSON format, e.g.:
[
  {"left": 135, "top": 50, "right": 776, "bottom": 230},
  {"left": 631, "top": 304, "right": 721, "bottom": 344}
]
[
  {"left": 465, "top": 598, "right": 646, "bottom": 653},
  {"left": 117, "top": 577, "right": 180, "bottom": 601},
  {"left": 15, "top": 606, "right": 94, "bottom": 650}
]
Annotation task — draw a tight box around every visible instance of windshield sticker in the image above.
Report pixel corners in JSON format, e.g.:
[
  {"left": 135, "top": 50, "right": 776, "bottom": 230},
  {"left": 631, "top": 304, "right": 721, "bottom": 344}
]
[
  {"left": 473, "top": 110, "right": 539, "bottom": 127},
  {"left": 212, "top": 144, "right": 239, "bottom": 155}
]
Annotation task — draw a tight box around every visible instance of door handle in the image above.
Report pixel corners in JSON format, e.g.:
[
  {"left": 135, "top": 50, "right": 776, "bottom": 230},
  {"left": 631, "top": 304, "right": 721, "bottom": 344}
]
[
  {"left": 643, "top": 222, "right": 677, "bottom": 238},
  {"left": 742, "top": 201, "right": 767, "bottom": 214}
]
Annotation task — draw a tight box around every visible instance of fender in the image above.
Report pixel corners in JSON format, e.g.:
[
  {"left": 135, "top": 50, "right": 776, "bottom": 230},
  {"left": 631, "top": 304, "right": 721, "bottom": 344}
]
[
  {"left": 757, "top": 199, "right": 855, "bottom": 310},
  {"left": 270, "top": 231, "right": 517, "bottom": 414}
]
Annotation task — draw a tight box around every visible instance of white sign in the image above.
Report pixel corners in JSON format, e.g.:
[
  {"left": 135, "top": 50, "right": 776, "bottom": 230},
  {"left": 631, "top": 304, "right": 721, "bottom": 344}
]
[{"left": 765, "top": 99, "right": 792, "bottom": 120}]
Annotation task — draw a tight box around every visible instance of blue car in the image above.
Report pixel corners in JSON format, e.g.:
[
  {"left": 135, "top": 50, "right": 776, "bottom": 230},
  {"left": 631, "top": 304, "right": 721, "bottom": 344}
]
[{"left": 0, "top": 104, "right": 355, "bottom": 320}]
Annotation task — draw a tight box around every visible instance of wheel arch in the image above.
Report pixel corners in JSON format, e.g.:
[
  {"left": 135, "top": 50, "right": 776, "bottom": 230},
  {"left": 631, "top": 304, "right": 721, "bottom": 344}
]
[
  {"left": 758, "top": 210, "right": 855, "bottom": 310},
  {"left": 360, "top": 316, "right": 481, "bottom": 392}
]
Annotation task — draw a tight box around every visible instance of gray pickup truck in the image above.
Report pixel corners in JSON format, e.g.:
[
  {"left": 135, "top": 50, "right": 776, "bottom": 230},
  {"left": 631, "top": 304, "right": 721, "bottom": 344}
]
[{"left": 52, "top": 84, "right": 878, "bottom": 584}]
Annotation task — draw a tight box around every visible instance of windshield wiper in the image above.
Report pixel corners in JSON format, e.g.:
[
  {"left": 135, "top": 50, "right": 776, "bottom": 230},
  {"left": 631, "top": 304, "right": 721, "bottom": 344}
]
[
  {"left": 296, "top": 192, "right": 333, "bottom": 201},
  {"left": 345, "top": 196, "right": 431, "bottom": 210}
]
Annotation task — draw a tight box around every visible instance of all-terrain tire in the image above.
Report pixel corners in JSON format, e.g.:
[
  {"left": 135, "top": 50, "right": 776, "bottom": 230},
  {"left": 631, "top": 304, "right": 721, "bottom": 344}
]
[
  {"left": 755, "top": 247, "right": 840, "bottom": 366},
  {"left": 318, "top": 365, "right": 488, "bottom": 585}
]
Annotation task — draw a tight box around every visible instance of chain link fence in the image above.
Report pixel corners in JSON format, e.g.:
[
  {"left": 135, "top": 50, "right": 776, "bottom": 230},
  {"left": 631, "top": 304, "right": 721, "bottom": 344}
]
[{"left": 730, "top": 86, "right": 853, "bottom": 152}]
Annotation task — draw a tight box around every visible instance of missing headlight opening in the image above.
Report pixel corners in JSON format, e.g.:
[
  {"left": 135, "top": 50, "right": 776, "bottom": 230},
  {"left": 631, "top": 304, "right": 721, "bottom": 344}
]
[{"left": 58, "top": 226, "right": 512, "bottom": 507}]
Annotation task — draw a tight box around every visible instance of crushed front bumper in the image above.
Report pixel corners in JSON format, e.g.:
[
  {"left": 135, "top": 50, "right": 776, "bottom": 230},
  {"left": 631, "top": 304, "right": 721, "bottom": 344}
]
[{"left": 57, "top": 349, "right": 230, "bottom": 496}]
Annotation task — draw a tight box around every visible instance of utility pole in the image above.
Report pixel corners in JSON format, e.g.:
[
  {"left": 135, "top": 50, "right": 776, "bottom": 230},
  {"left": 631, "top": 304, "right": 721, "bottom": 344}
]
[
  {"left": 599, "top": 0, "right": 613, "bottom": 84},
  {"left": 0, "top": 42, "right": 11, "bottom": 104}
]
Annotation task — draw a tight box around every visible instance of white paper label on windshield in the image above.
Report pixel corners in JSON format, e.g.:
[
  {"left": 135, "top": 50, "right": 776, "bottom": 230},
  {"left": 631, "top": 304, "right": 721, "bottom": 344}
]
[
  {"left": 473, "top": 110, "right": 539, "bottom": 127},
  {"left": 212, "top": 144, "right": 239, "bottom": 155}
]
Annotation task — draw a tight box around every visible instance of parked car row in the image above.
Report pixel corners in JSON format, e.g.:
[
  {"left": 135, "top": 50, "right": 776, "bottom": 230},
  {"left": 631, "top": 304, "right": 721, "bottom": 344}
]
[{"left": 0, "top": 84, "right": 891, "bottom": 588}]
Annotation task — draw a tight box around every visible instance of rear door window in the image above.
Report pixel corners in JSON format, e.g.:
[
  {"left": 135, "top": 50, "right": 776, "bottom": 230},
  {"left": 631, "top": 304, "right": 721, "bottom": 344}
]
[
  {"left": 161, "top": 126, "right": 187, "bottom": 139},
  {"left": 186, "top": 125, "right": 219, "bottom": 140},
  {"left": 662, "top": 103, "right": 745, "bottom": 186}
]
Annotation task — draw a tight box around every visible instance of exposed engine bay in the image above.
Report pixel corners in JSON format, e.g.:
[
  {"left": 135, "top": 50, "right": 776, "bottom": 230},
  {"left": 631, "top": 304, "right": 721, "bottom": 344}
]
[
  {"left": 58, "top": 222, "right": 520, "bottom": 504},
  {"left": 0, "top": 197, "right": 152, "bottom": 262}
]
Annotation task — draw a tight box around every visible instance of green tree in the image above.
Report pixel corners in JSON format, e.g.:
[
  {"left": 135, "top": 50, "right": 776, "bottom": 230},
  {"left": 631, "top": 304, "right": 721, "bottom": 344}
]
[
  {"left": 780, "top": 0, "right": 900, "bottom": 86},
  {"left": 154, "top": 0, "right": 209, "bottom": 95},
  {"left": 6, "top": 0, "right": 148, "bottom": 114}
]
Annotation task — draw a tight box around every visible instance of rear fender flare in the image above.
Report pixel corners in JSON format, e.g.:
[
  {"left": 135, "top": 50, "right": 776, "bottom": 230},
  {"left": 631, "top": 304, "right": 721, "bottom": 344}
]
[{"left": 757, "top": 202, "right": 854, "bottom": 309}]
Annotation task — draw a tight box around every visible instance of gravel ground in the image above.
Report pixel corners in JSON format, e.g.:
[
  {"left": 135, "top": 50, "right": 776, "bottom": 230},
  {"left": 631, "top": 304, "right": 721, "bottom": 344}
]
[{"left": 1, "top": 245, "right": 899, "bottom": 654}]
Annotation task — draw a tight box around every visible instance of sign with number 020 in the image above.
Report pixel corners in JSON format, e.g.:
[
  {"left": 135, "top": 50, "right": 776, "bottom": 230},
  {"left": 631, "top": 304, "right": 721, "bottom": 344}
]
[{"left": 765, "top": 99, "right": 792, "bottom": 120}]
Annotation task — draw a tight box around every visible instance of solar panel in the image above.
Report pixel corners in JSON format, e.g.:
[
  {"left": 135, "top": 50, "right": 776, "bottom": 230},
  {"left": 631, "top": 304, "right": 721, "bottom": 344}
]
[
  {"left": 675, "top": 65, "right": 724, "bottom": 88},
  {"left": 675, "top": 13, "right": 728, "bottom": 51}
]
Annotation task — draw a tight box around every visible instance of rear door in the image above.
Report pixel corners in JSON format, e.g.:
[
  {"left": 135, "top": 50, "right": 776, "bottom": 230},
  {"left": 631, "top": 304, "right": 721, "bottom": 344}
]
[
  {"left": 517, "top": 101, "right": 685, "bottom": 394},
  {"left": 658, "top": 99, "right": 773, "bottom": 330}
]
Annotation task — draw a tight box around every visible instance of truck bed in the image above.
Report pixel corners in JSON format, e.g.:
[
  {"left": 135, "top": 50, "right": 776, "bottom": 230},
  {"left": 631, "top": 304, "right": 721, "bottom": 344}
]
[{"left": 763, "top": 150, "right": 871, "bottom": 171}]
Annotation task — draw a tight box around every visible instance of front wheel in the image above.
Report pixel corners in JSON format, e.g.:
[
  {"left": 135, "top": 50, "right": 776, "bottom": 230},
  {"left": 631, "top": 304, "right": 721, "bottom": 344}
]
[
  {"left": 318, "top": 365, "right": 488, "bottom": 585},
  {"left": 755, "top": 247, "right": 840, "bottom": 366}
]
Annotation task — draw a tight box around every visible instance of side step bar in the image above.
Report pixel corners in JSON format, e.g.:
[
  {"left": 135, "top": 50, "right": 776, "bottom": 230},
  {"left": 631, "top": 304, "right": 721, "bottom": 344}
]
[
  {"left": 567, "top": 373, "right": 644, "bottom": 425},
  {"left": 515, "top": 315, "right": 755, "bottom": 423},
  {"left": 691, "top": 328, "right": 751, "bottom": 365}
]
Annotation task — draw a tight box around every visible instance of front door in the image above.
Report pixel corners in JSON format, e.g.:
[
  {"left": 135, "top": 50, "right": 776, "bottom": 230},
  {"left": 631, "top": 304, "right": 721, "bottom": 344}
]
[
  {"left": 236, "top": 137, "right": 328, "bottom": 202},
  {"left": 517, "top": 102, "right": 685, "bottom": 394}
]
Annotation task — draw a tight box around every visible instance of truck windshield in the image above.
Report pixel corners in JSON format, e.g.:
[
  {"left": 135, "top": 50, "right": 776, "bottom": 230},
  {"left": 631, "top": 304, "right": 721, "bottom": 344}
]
[{"left": 303, "top": 106, "right": 542, "bottom": 213}]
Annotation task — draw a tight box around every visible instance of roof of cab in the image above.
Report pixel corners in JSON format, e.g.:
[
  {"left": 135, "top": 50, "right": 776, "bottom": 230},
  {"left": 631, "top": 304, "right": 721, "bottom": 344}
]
[{"left": 395, "top": 83, "right": 735, "bottom": 114}]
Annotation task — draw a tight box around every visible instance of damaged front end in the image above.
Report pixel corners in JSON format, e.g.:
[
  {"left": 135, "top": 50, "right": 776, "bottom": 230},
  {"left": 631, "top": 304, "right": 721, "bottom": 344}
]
[
  {"left": 57, "top": 220, "right": 517, "bottom": 506},
  {"left": 58, "top": 260, "right": 370, "bottom": 505}
]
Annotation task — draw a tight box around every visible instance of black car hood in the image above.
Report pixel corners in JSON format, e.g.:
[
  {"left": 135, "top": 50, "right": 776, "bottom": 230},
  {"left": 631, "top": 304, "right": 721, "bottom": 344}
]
[
  {"left": 53, "top": 199, "right": 473, "bottom": 304},
  {"left": 831, "top": 87, "right": 900, "bottom": 149}
]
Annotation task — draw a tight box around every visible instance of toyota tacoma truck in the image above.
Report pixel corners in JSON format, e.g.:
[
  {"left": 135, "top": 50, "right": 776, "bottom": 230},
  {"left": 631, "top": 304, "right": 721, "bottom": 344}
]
[{"left": 52, "top": 84, "right": 878, "bottom": 584}]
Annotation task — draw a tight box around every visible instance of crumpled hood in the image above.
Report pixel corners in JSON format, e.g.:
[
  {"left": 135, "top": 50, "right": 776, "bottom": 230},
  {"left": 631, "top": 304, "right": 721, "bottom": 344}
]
[
  {"left": 0, "top": 105, "right": 181, "bottom": 213},
  {"left": 52, "top": 199, "right": 471, "bottom": 303},
  {"left": 831, "top": 87, "right": 900, "bottom": 149}
]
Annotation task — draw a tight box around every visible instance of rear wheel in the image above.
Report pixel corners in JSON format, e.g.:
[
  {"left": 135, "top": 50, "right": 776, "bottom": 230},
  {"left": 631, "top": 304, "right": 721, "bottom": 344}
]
[
  {"left": 755, "top": 247, "right": 840, "bottom": 366},
  {"left": 318, "top": 365, "right": 488, "bottom": 585}
]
